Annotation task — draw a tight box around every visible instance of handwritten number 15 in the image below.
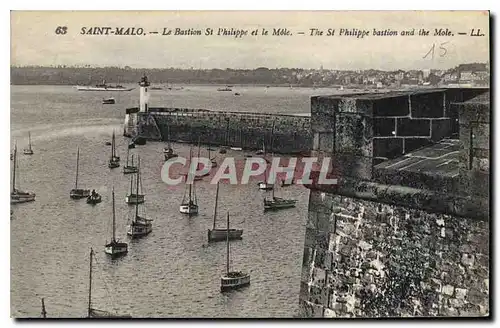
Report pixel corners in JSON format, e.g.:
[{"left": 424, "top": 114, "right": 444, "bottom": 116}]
[{"left": 423, "top": 42, "right": 449, "bottom": 59}]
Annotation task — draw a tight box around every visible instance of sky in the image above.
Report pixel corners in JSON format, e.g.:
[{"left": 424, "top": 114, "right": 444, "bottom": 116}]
[{"left": 10, "top": 11, "right": 490, "bottom": 70}]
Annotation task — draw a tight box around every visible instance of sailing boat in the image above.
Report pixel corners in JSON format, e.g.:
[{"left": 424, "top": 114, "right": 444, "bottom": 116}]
[
  {"left": 208, "top": 182, "right": 243, "bottom": 242},
  {"left": 105, "top": 188, "right": 128, "bottom": 256},
  {"left": 263, "top": 182, "right": 297, "bottom": 211},
  {"left": 258, "top": 124, "right": 274, "bottom": 190},
  {"left": 108, "top": 131, "right": 120, "bottom": 169},
  {"left": 125, "top": 158, "right": 145, "bottom": 205},
  {"left": 123, "top": 148, "right": 138, "bottom": 174},
  {"left": 220, "top": 212, "right": 250, "bottom": 292},
  {"left": 11, "top": 144, "right": 36, "bottom": 204},
  {"left": 87, "top": 248, "right": 132, "bottom": 318},
  {"left": 179, "top": 148, "right": 199, "bottom": 215},
  {"left": 86, "top": 189, "right": 102, "bottom": 205},
  {"left": 208, "top": 145, "right": 217, "bottom": 168},
  {"left": 70, "top": 147, "right": 91, "bottom": 199},
  {"left": 23, "top": 132, "right": 34, "bottom": 155},
  {"left": 127, "top": 157, "right": 153, "bottom": 237},
  {"left": 163, "top": 123, "right": 178, "bottom": 160}
]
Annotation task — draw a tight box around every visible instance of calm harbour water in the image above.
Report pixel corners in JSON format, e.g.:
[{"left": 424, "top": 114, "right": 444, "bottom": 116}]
[{"left": 10, "top": 84, "right": 344, "bottom": 318}]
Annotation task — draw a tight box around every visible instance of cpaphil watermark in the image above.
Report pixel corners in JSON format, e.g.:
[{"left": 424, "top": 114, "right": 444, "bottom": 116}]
[{"left": 161, "top": 156, "right": 338, "bottom": 186}]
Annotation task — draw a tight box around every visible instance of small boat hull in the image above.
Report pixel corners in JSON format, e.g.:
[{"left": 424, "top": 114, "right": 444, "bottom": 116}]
[
  {"left": 104, "top": 242, "right": 128, "bottom": 256},
  {"left": 208, "top": 228, "right": 243, "bottom": 242},
  {"left": 264, "top": 199, "right": 297, "bottom": 211},
  {"left": 123, "top": 166, "right": 138, "bottom": 174},
  {"left": 23, "top": 149, "right": 34, "bottom": 155},
  {"left": 132, "top": 136, "right": 146, "bottom": 145},
  {"left": 87, "top": 195, "right": 102, "bottom": 204},
  {"left": 102, "top": 98, "right": 115, "bottom": 104},
  {"left": 127, "top": 217, "right": 153, "bottom": 238},
  {"left": 125, "top": 194, "right": 145, "bottom": 204},
  {"left": 258, "top": 182, "right": 274, "bottom": 190},
  {"left": 179, "top": 204, "right": 199, "bottom": 215},
  {"left": 11, "top": 191, "right": 36, "bottom": 204},
  {"left": 108, "top": 161, "right": 120, "bottom": 169},
  {"left": 230, "top": 147, "right": 242, "bottom": 151},
  {"left": 220, "top": 273, "right": 250, "bottom": 292},
  {"left": 70, "top": 189, "right": 90, "bottom": 199}
]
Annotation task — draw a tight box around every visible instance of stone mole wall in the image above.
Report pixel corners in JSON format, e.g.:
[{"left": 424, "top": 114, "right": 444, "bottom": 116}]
[
  {"left": 299, "top": 191, "right": 489, "bottom": 317},
  {"left": 136, "top": 108, "right": 312, "bottom": 154}
]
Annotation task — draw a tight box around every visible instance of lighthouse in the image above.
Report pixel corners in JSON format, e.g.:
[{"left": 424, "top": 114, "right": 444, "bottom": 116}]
[{"left": 139, "top": 75, "right": 150, "bottom": 112}]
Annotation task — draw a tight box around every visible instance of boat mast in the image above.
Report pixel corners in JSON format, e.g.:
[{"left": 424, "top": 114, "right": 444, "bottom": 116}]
[
  {"left": 75, "top": 148, "right": 80, "bottom": 190},
  {"left": 226, "top": 212, "right": 230, "bottom": 275},
  {"left": 270, "top": 120, "right": 275, "bottom": 156},
  {"left": 135, "top": 157, "right": 140, "bottom": 221},
  {"left": 112, "top": 132, "right": 116, "bottom": 159},
  {"left": 212, "top": 182, "right": 219, "bottom": 230},
  {"left": 41, "top": 298, "right": 47, "bottom": 318},
  {"left": 112, "top": 187, "right": 116, "bottom": 242},
  {"left": 88, "top": 248, "right": 93, "bottom": 318},
  {"left": 28, "top": 132, "right": 32, "bottom": 151},
  {"left": 188, "top": 147, "right": 192, "bottom": 204},
  {"left": 12, "top": 144, "right": 17, "bottom": 192},
  {"left": 129, "top": 169, "right": 134, "bottom": 195},
  {"left": 167, "top": 122, "right": 171, "bottom": 150}
]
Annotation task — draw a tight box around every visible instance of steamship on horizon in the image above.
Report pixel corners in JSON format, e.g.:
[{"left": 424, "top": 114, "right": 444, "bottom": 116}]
[{"left": 76, "top": 80, "right": 134, "bottom": 91}]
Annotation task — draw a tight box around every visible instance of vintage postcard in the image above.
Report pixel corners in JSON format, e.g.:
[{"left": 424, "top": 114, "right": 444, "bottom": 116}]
[{"left": 10, "top": 11, "right": 490, "bottom": 318}]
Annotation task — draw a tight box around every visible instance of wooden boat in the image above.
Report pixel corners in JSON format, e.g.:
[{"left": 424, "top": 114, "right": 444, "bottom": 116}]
[
  {"left": 263, "top": 183, "right": 297, "bottom": 211},
  {"left": 132, "top": 135, "right": 146, "bottom": 145},
  {"left": 102, "top": 97, "right": 115, "bottom": 104},
  {"left": 86, "top": 190, "right": 102, "bottom": 205},
  {"left": 86, "top": 189, "right": 102, "bottom": 204},
  {"left": 11, "top": 144, "right": 36, "bottom": 204},
  {"left": 125, "top": 157, "right": 145, "bottom": 204},
  {"left": 70, "top": 147, "right": 91, "bottom": 199},
  {"left": 163, "top": 123, "right": 178, "bottom": 160},
  {"left": 87, "top": 248, "right": 132, "bottom": 318},
  {"left": 23, "top": 132, "right": 34, "bottom": 155},
  {"left": 180, "top": 148, "right": 199, "bottom": 215},
  {"left": 108, "top": 131, "right": 120, "bottom": 169},
  {"left": 220, "top": 212, "right": 250, "bottom": 292},
  {"left": 208, "top": 182, "right": 243, "bottom": 242},
  {"left": 127, "top": 158, "right": 153, "bottom": 237},
  {"left": 123, "top": 148, "right": 138, "bottom": 174},
  {"left": 105, "top": 188, "right": 128, "bottom": 256}
]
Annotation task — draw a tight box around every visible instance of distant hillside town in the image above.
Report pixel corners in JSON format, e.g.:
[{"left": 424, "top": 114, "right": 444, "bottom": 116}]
[{"left": 10, "top": 63, "right": 489, "bottom": 88}]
